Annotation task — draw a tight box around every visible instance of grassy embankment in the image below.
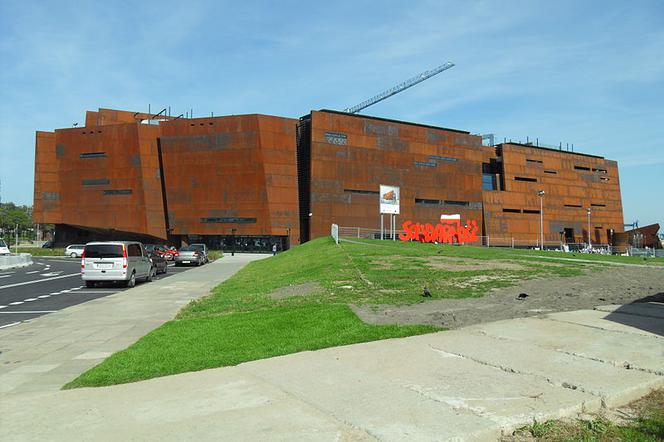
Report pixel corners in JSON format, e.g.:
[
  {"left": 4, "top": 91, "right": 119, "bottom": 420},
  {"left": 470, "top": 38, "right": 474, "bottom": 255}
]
[
  {"left": 15, "top": 247, "right": 65, "bottom": 256},
  {"left": 65, "top": 237, "right": 662, "bottom": 388}
]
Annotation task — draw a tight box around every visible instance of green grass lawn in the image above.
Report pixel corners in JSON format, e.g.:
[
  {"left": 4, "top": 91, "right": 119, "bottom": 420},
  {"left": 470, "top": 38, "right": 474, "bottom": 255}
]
[
  {"left": 66, "top": 237, "right": 662, "bottom": 388},
  {"left": 65, "top": 304, "right": 436, "bottom": 388},
  {"left": 17, "top": 247, "right": 65, "bottom": 256}
]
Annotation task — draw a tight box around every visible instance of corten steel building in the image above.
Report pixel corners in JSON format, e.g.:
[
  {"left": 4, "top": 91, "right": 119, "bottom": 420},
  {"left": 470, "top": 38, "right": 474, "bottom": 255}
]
[{"left": 33, "top": 108, "right": 624, "bottom": 251}]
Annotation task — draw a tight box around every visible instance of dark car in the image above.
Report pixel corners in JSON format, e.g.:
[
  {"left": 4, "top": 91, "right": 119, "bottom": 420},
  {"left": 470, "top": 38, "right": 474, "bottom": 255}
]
[
  {"left": 147, "top": 251, "right": 168, "bottom": 275},
  {"left": 42, "top": 240, "right": 54, "bottom": 249}
]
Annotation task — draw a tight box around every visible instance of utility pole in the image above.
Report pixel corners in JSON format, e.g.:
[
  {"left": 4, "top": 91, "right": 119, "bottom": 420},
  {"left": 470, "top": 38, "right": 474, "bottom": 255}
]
[
  {"left": 587, "top": 208, "right": 592, "bottom": 249},
  {"left": 15, "top": 223, "right": 18, "bottom": 254},
  {"left": 538, "top": 190, "right": 545, "bottom": 249}
]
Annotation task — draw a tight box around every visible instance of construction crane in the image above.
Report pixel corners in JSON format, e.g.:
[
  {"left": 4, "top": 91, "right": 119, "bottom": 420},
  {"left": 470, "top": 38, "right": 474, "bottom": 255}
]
[{"left": 343, "top": 62, "right": 455, "bottom": 114}]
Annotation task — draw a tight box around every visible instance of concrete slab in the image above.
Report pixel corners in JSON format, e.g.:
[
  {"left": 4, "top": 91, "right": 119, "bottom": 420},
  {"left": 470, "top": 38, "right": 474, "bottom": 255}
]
[
  {"left": 243, "top": 335, "right": 600, "bottom": 440},
  {"left": 595, "top": 302, "right": 664, "bottom": 319},
  {"left": 467, "top": 317, "right": 664, "bottom": 375},
  {"left": 545, "top": 309, "right": 664, "bottom": 338},
  {"left": 0, "top": 368, "right": 375, "bottom": 442},
  {"left": 425, "top": 330, "right": 663, "bottom": 408}
]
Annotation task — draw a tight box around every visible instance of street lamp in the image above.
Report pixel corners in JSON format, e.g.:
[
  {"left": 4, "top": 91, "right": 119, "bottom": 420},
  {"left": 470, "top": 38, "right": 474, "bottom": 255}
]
[
  {"left": 537, "top": 190, "right": 545, "bottom": 249},
  {"left": 586, "top": 208, "right": 592, "bottom": 249}
]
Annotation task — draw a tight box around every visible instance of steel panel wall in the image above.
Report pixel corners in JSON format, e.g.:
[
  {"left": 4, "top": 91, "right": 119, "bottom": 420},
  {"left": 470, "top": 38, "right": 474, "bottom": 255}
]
[
  {"left": 307, "top": 111, "right": 485, "bottom": 240},
  {"left": 482, "top": 143, "right": 624, "bottom": 244}
]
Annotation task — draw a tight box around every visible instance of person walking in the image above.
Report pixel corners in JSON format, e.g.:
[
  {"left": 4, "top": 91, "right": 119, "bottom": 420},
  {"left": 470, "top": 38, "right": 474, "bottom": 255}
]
[{"left": 272, "top": 244, "right": 277, "bottom": 256}]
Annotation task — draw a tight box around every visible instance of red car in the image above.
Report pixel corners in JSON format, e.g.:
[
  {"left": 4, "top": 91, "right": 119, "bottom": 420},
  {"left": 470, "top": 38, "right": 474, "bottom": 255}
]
[{"left": 160, "top": 246, "right": 179, "bottom": 261}]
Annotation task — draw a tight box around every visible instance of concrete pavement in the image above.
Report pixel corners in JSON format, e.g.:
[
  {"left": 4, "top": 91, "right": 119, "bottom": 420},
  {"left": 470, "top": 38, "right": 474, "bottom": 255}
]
[
  {"left": 1, "top": 296, "right": 662, "bottom": 440},
  {"left": 0, "top": 253, "right": 271, "bottom": 394}
]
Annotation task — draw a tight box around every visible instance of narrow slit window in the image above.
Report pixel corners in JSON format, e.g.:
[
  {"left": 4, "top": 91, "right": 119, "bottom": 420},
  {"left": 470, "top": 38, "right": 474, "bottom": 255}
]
[
  {"left": 523, "top": 209, "right": 540, "bottom": 214},
  {"left": 415, "top": 198, "right": 440, "bottom": 205},
  {"left": 80, "top": 152, "right": 107, "bottom": 159},
  {"left": 564, "top": 204, "right": 582, "bottom": 208},
  {"left": 344, "top": 189, "right": 379, "bottom": 195},
  {"left": 544, "top": 170, "right": 557, "bottom": 174},
  {"left": 574, "top": 165, "right": 591, "bottom": 171},
  {"left": 514, "top": 176, "right": 537, "bottom": 182},
  {"left": 502, "top": 208, "right": 521, "bottom": 213}
]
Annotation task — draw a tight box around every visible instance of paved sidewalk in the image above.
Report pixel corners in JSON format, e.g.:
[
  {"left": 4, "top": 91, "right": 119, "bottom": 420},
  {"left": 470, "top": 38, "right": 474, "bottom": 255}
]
[
  {"left": 1, "top": 299, "right": 662, "bottom": 441},
  {"left": 0, "top": 253, "right": 270, "bottom": 394}
]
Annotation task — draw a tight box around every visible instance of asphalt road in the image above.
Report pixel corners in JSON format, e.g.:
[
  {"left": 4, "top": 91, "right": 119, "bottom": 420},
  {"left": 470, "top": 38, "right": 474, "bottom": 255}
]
[{"left": 0, "top": 257, "right": 192, "bottom": 328}]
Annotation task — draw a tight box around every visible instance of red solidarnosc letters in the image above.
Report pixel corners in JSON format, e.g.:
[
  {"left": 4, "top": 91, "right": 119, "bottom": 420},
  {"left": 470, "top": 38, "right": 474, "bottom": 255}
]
[{"left": 399, "top": 219, "right": 479, "bottom": 243}]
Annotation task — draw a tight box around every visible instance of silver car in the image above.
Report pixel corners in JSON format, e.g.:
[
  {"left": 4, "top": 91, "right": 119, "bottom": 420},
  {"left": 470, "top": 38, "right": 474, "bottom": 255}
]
[
  {"left": 81, "top": 241, "right": 154, "bottom": 288},
  {"left": 175, "top": 246, "right": 205, "bottom": 266},
  {"left": 65, "top": 244, "right": 85, "bottom": 258}
]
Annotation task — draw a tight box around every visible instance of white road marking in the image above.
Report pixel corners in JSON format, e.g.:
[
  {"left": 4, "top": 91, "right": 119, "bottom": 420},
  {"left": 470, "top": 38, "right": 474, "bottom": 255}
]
[
  {"left": 24, "top": 298, "right": 38, "bottom": 302},
  {"left": 37, "top": 295, "right": 50, "bottom": 299},
  {"left": 40, "top": 272, "right": 63, "bottom": 277},
  {"left": 26, "top": 271, "right": 40, "bottom": 274},
  {"left": 0, "top": 322, "right": 20, "bottom": 329},
  {"left": 0, "top": 273, "right": 79, "bottom": 290},
  {"left": 0, "top": 311, "right": 56, "bottom": 314},
  {"left": 71, "top": 290, "right": 119, "bottom": 294},
  {"left": 9, "top": 301, "right": 24, "bottom": 305},
  {"left": 60, "top": 289, "right": 72, "bottom": 293},
  {"left": 0, "top": 275, "right": 11, "bottom": 279},
  {"left": 49, "top": 292, "right": 60, "bottom": 295},
  {"left": 0, "top": 305, "right": 6, "bottom": 309}
]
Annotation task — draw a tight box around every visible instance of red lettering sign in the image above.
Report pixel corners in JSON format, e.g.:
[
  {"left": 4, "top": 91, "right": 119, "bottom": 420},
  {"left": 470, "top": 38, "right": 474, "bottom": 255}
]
[{"left": 399, "top": 215, "right": 479, "bottom": 243}]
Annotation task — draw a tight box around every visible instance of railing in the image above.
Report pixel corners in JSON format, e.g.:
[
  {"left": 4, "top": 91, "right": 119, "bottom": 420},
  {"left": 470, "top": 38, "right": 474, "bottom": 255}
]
[{"left": 336, "top": 226, "right": 615, "bottom": 252}]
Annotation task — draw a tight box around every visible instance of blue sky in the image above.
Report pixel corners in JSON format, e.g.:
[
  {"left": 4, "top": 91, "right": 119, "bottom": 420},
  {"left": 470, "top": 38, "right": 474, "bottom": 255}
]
[{"left": 1, "top": 0, "right": 662, "bottom": 227}]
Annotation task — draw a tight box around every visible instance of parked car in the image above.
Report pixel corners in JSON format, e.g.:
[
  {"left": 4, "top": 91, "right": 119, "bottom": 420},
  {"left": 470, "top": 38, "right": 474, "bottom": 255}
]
[
  {"left": 147, "top": 251, "right": 168, "bottom": 275},
  {"left": 0, "top": 239, "right": 10, "bottom": 255},
  {"left": 41, "top": 240, "right": 54, "bottom": 249},
  {"left": 161, "top": 246, "right": 178, "bottom": 261},
  {"left": 190, "top": 243, "right": 209, "bottom": 263},
  {"left": 175, "top": 246, "right": 205, "bottom": 266},
  {"left": 65, "top": 244, "right": 85, "bottom": 258},
  {"left": 145, "top": 244, "right": 167, "bottom": 259},
  {"left": 81, "top": 241, "right": 154, "bottom": 288}
]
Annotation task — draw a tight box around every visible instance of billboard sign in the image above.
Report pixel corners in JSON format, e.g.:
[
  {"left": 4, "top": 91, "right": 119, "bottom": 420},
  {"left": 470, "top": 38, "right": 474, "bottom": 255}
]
[{"left": 379, "top": 185, "right": 400, "bottom": 214}]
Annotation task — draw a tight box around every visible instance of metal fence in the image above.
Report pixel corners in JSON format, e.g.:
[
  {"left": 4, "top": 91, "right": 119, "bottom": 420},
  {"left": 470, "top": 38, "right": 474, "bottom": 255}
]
[{"left": 336, "top": 226, "right": 618, "bottom": 252}]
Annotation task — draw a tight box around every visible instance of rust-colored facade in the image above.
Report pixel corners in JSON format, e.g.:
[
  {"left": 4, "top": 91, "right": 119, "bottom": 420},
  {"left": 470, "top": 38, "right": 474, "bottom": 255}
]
[{"left": 33, "top": 108, "right": 624, "bottom": 250}]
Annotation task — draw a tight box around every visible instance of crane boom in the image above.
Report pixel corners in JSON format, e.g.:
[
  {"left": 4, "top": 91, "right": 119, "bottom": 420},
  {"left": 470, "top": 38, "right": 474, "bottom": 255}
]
[{"left": 343, "top": 62, "right": 455, "bottom": 114}]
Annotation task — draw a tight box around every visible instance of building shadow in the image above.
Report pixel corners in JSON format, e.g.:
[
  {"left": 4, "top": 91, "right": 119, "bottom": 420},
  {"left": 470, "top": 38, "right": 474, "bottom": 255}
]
[{"left": 602, "top": 292, "right": 664, "bottom": 337}]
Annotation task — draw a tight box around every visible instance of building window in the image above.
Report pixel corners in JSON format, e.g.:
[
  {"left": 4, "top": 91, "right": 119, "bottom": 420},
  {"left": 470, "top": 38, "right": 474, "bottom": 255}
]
[
  {"left": 523, "top": 209, "right": 540, "bottom": 214},
  {"left": 415, "top": 198, "right": 440, "bottom": 206},
  {"left": 201, "top": 217, "right": 257, "bottom": 224},
  {"left": 80, "top": 152, "right": 107, "bottom": 159},
  {"left": 544, "top": 170, "right": 557, "bottom": 174},
  {"left": 103, "top": 189, "right": 132, "bottom": 195},
  {"left": 429, "top": 155, "right": 457, "bottom": 162},
  {"left": 526, "top": 159, "right": 543, "bottom": 164},
  {"left": 414, "top": 161, "right": 437, "bottom": 167},
  {"left": 591, "top": 203, "right": 606, "bottom": 207},
  {"left": 444, "top": 200, "right": 469, "bottom": 206},
  {"left": 592, "top": 168, "right": 607, "bottom": 173},
  {"left": 482, "top": 174, "right": 497, "bottom": 190},
  {"left": 344, "top": 189, "right": 379, "bottom": 195},
  {"left": 514, "top": 176, "right": 537, "bottom": 182},
  {"left": 325, "top": 132, "right": 347, "bottom": 145},
  {"left": 502, "top": 208, "right": 521, "bottom": 213},
  {"left": 82, "top": 178, "right": 110, "bottom": 186},
  {"left": 564, "top": 204, "right": 582, "bottom": 208},
  {"left": 574, "top": 165, "right": 591, "bottom": 171}
]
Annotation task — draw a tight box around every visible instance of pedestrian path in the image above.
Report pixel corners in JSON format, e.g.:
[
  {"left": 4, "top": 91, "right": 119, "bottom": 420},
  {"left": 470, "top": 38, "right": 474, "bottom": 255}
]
[
  {"left": 1, "top": 297, "right": 662, "bottom": 440},
  {"left": 0, "top": 253, "right": 270, "bottom": 395}
]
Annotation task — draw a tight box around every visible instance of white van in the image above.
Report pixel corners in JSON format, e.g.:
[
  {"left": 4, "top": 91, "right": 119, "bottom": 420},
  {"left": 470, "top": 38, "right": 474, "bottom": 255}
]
[{"left": 81, "top": 241, "right": 154, "bottom": 288}]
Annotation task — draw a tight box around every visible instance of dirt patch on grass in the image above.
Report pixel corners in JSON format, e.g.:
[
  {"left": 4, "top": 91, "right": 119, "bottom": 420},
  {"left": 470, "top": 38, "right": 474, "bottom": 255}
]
[
  {"left": 351, "top": 266, "right": 664, "bottom": 329},
  {"left": 426, "top": 256, "right": 528, "bottom": 271},
  {"left": 268, "top": 282, "right": 324, "bottom": 300}
]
